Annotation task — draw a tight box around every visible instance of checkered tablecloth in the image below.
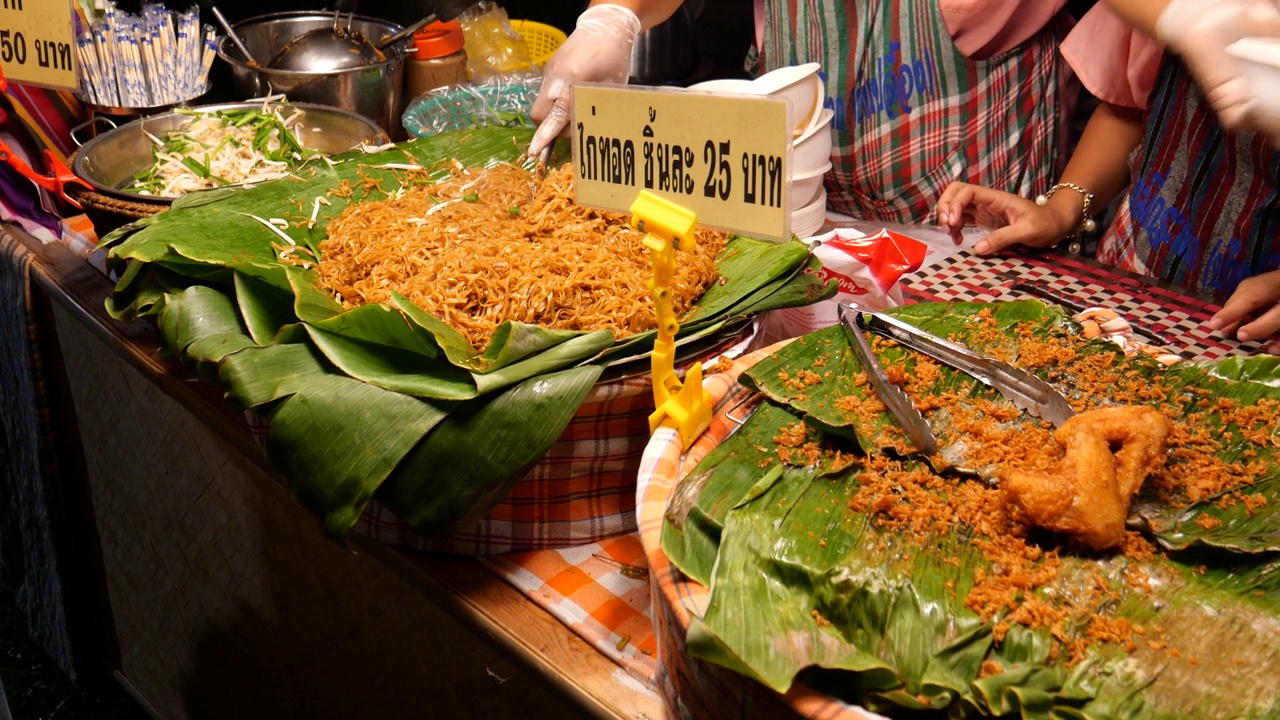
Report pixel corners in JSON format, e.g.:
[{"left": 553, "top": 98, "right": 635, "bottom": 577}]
[
  {"left": 901, "top": 250, "right": 1261, "bottom": 360},
  {"left": 447, "top": 249, "right": 1264, "bottom": 711},
  {"left": 481, "top": 533, "right": 659, "bottom": 683}
]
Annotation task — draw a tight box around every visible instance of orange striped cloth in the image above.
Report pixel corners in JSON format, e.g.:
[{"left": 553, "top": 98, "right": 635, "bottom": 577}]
[{"left": 636, "top": 341, "right": 883, "bottom": 719}]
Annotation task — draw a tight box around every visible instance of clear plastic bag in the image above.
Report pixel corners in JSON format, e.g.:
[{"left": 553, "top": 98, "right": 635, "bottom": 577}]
[
  {"left": 456, "top": 1, "right": 535, "bottom": 83},
  {"left": 401, "top": 73, "right": 543, "bottom": 138}
]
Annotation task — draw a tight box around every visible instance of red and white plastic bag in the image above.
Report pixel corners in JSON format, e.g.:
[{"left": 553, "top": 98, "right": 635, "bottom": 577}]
[{"left": 754, "top": 228, "right": 927, "bottom": 347}]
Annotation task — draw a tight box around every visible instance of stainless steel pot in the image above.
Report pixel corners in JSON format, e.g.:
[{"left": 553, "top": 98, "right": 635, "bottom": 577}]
[
  {"left": 216, "top": 12, "right": 408, "bottom": 133},
  {"left": 73, "top": 101, "right": 387, "bottom": 204}
]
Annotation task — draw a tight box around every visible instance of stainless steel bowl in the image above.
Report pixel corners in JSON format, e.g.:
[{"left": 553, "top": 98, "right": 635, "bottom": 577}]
[
  {"left": 216, "top": 12, "right": 408, "bottom": 133},
  {"left": 73, "top": 101, "right": 387, "bottom": 204}
]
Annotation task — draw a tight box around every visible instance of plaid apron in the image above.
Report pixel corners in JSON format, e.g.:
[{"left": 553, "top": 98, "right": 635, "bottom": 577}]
[
  {"left": 1097, "top": 57, "right": 1280, "bottom": 299},
  {"left": 760, "top": 0, "right": 1067, "bottom": 223}
]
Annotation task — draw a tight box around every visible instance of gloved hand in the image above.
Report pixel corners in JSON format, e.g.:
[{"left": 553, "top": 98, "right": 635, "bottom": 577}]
[
  {"left": 528, "top": 3, "right": 642, "bottom": 159},
  {"left": 1156, "top": 0, "right": 1280, "bottom": 136}
]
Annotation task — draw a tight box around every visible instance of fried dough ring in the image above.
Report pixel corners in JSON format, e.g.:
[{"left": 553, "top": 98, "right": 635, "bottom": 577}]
[{"left": 999, "top": 406, "right": 1171, "bottom": 551}]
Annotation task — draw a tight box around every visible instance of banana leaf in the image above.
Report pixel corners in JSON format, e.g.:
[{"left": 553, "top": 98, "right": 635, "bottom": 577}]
[
  {"left": 375, "top": 363, "right": 604, "bottom": 535},
  {"left": 693, "top": 459, "right": 1280, "bottom": 718},
  {"left": 740, "top": 324, "right": 907, "bottom": 453},
  {"left": 668, "top": 300, "right": 1280, "bottom": 718},
  {"left": 98, "top": 126, "right": 831, "bottom": 540}
]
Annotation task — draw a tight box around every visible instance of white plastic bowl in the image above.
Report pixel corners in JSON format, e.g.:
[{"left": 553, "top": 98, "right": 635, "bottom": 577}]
[
  {"left": 686, "top": 78, "right": 755, "bottom": 93},
  {"left": 789, "top": 161, "right": 830, "bottom": 209},
  {"left": 1227, "top": 37, "right": 1280, "bottom": 123},
  {"left": 791, "top": 187, "right": 827, "bottom": 238},
  {"left": 792, "top": 108, "right": 834, "bottom": 176},
  {"left": 751, "top": 63, "right": 823, "bottom": 137}
]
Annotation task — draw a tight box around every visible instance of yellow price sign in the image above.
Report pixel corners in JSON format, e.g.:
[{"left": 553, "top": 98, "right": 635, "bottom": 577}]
[
  {"left": 572, "top": 84, "right": 791, "bottom": 240},
  {"left": 0, "top": 0, "right": 76, "bottom": 90}
]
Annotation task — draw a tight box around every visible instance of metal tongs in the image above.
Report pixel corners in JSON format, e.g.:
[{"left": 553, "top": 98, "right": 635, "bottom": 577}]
[
  {"left": 838, "top": 304, "right": 939, "bottom": 455},
  {"left": 0, "top": 73, "right": 90, "bottom": 209},
  {"left": 838, "top": 303, "right": 1076, "bottom": 453}
]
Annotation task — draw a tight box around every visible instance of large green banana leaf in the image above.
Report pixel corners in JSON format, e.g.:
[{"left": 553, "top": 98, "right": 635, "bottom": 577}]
[
  {"left": 100, "top": 126, "right": 835, "bottom": 540},
  {"left": 665, "top": 300, "right": 1280, "bottom": 718}
]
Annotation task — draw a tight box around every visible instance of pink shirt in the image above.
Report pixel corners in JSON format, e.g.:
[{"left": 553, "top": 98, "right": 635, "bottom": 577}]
[
  {"left": 1060, "top": 2, "right": 1163, "bottom": 109},
  {"left": 754, "top": 0, "right": 1070, "bottom": 60},
  {"left": 942, "top": 0, "right": 1069, "bottom": 58}
]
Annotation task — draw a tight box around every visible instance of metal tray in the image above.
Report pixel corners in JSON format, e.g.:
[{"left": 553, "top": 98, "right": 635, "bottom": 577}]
[{"left": 72, "top": 101, "right": 387, "bottom": 203}]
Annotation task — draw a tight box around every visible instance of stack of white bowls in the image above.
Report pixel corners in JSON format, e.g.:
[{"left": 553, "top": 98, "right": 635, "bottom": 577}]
[{"left": 689, "top": 62, "right": 833, "bottom": 237}]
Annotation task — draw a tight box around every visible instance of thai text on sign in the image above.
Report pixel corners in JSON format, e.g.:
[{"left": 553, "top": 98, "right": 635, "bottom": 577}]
[
  {"left": 0, "top": 0, "right": 76, "bottom": 89},
  {"left": 572, "top": 84, "right": 791, "bottom": 240}
]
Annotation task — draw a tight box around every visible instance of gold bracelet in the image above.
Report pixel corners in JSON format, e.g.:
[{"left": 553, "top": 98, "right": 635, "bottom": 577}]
[{"left": 1035, "top": 182, "right": 1097, "bottom": 237}]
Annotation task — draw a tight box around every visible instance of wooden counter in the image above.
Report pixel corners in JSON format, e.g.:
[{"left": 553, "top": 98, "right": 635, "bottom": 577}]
[{"left": 3, "top": 223, "right": 663, "bottom": 719}]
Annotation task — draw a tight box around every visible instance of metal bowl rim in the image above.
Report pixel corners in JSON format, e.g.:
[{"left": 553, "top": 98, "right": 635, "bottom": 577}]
[
  {"left": 73, "top": 100, "right": 387, "bottom": 204},
  {"left": 216, "top": 11, "right": 408, "bottom": 75}
]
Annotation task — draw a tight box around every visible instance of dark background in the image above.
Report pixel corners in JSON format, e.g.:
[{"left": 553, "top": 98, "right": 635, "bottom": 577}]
[
  {"left": 101, "top": 0, "right": 1097, "bottom": 101},
  {"left": 109, "top": 0, "right": 756, "bottom": 97}
]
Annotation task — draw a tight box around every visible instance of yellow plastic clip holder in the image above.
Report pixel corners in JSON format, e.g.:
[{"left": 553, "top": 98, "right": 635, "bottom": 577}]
[{"left": 629, "top": 190, "right": 711, "bottom": 450}]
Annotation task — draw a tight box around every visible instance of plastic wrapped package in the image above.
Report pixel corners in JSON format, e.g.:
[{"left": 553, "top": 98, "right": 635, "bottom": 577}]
[
  {"left": 456, "top": 1, "right": 535, "bottom": 83},
  {"left": 401, "top": 74, "right": 542, "bottom": 138}
]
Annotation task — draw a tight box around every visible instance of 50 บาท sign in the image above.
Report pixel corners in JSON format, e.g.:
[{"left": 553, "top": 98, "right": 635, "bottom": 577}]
[
  {"left": 0, "top": 0, "right": 76, "bottom": 90},
  {"left": 573, "top": 84, "right": 791, "bottom": 240}
]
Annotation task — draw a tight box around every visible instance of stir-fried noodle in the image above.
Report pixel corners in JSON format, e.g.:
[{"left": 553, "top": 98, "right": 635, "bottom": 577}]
[{"left": 318, "top": 163, "right": 729, "bottom": 350}]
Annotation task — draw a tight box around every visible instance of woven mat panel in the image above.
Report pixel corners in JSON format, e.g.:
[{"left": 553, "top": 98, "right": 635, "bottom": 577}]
[
  {"left": 51, "top": 306, "right": 586, "bottom": 719},
  {"left": 0, "top": 229, "right": 76, "bottom": 678}
]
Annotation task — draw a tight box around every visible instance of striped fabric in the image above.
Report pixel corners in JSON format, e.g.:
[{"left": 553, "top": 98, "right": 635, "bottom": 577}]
[
  {"left": 2, "top": 84, "right": 85, "bottom": 165},
  {"left": 1097, "top": 57, "right": 1280, "bottom": 299},
  {"left": 0, "top": 228, "right": 77, "bottom": 679},
  {"left": 760, "top": 0, "right": 1067, "bottom": 224}
]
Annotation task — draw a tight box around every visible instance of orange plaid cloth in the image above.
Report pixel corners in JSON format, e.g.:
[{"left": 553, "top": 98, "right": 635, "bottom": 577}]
[
  {"left": 637, "top": 342, "right": 883, "bottom": 719},
  {"left": 355, "top": 374, "right": 656, "bottom": 554},
  {"left": 482, "top": 533, "right": 659, "bottom": 684},
  {"left": 354, "top": 331, "right": 755, "bottom": 555}
]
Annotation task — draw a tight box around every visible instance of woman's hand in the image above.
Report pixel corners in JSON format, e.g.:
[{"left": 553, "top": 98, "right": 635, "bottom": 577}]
[
  {"left": 936, "top": 182, "right": 1075, "bottom": 255},
  {"left": 1209, "top": 268, "right": 1280, "bottom": 354}
]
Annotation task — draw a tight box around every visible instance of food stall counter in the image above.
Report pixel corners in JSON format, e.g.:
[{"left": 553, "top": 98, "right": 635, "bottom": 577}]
[{"left": 0, "top": 220, "right": 662, "bottom": 719}]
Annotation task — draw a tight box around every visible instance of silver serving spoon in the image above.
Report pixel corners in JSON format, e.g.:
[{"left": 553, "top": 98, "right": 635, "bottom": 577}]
[{"left": 211, "top": 6, "right": 259, "bottom": 67}]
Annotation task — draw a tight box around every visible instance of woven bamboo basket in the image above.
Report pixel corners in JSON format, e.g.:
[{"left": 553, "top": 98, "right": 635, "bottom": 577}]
[{"left": 66, "top": 184, "right": 166, "bottom": 236}]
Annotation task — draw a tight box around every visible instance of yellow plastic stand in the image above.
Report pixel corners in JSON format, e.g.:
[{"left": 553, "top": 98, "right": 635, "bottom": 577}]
[{"left": 629, "top": 191, "right": 711, "bottom": 450}]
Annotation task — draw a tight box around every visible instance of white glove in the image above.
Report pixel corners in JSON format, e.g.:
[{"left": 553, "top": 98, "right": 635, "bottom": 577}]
[
  {"left": 528, "top": 4, "right": 642, "bottom": 158},
  {"left": 1156, "top": 0, "right": 1280, "bottom": 133}
]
